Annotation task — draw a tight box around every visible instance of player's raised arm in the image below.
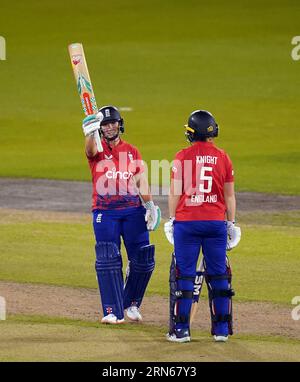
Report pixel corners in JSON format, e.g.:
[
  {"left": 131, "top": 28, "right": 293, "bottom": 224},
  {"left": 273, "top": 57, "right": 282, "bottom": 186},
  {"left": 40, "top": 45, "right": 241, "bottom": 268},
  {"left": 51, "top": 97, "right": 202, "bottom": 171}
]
[{"left": 85, "top": 136, "right": 97, "bottom": 158}]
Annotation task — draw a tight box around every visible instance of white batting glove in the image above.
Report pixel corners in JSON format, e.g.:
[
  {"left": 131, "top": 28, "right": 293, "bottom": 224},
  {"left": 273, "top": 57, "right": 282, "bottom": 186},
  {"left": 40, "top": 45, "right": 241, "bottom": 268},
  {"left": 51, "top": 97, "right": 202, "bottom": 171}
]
[
  {"left": 226, "top": 221, "right": 241, "bottom": 251},
  {"left": 82, "top": 114, "right": 103, "bottom": 137},
  {"left": 164, "top": 217, "right": 175, "bottom": 245},
  {"left": 144, "top": 201, "right": 161, "bottom": 231}
]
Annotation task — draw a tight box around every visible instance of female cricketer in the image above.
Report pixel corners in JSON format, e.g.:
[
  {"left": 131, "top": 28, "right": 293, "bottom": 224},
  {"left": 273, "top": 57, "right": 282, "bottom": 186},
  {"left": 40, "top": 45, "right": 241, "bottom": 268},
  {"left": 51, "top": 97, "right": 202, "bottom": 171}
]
[
  {"left": 82, "top": 105, "right": 161, "bottom": 324},
  {"left": 164, "top": 110, "right": 241, "bottom": 342}
]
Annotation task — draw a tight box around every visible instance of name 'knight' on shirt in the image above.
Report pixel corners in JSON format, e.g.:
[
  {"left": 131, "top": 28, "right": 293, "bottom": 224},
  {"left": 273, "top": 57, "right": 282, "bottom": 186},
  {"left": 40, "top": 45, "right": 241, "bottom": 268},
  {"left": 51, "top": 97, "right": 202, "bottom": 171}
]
[{"left": 196, "top": 155, "right": 218, "bottom": 165}]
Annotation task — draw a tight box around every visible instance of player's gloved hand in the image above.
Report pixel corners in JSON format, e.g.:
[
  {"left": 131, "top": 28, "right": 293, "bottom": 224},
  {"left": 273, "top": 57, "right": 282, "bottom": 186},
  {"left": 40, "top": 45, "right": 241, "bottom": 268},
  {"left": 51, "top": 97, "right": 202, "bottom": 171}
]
[
  {"left": 164, "top": 217, "right": 175, "bottom": 245},
  {"left": 144, "top": 201, "right": 161, "bottom": 231},
  {"left": 82, "top": 114, "right": 103, "bottom": 137},
  {"left": 226, "top": 221, "right": 241, "bottom": 251}
]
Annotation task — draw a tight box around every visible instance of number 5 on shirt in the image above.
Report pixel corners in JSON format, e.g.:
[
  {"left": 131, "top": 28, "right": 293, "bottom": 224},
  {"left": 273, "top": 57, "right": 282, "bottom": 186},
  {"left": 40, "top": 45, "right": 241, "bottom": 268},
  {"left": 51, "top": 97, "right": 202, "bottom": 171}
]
[{"left": 199, "top": 166, "right": 213, "bottom": 193}]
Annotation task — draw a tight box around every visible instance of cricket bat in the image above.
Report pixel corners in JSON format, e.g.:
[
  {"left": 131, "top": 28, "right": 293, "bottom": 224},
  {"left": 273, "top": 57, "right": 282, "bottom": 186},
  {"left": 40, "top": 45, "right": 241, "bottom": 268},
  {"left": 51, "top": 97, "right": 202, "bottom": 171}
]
[
  {"left": 190, "top": 256, "right": 205, "bottom": 325},
  {"left": 68, "top": 43, "right": 103, "bottom": 152}
]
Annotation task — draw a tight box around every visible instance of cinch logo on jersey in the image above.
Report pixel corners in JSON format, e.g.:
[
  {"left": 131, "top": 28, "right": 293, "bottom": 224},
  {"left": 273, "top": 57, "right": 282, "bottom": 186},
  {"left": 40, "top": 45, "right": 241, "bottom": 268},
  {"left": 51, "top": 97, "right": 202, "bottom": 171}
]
[{"left": 106, "top": 167, "right": 134, "bottom": 180}]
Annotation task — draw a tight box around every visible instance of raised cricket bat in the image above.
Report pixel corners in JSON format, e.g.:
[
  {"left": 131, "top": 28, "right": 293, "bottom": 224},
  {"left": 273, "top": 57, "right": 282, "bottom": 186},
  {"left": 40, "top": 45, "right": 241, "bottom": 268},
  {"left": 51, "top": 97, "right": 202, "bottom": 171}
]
[
  {"left": 190, "top": 256, "right": 205, "bottom": 325},
  {"left": 68, "top": 43, "right": 103, "bottom": 152}
]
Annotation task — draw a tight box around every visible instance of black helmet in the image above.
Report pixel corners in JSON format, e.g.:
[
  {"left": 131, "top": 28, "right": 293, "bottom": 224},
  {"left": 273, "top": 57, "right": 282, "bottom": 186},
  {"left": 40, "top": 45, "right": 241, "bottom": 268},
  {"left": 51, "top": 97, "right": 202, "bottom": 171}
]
[
  {"left": 98, "top": 105, "right": 124, "bottom": 133},
  {"left": 185, "top": 110, "right": 218, "bottom": 142}
]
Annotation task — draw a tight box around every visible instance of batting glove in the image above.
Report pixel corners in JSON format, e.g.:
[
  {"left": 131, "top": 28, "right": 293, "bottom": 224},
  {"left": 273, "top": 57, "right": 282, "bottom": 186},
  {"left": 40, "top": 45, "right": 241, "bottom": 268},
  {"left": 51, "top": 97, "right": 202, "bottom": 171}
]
[
  {"left": 226, "top": 221, "right": 241, "bottom": 251},
  {"left": 145, "top": 201, "right": 161, "bottom": 231},
  {"left": 164, "top": 217, "right": 175, "bottom": 245},
  {"left": 82, "top": 114, "right": 103, "bottom": 137}
]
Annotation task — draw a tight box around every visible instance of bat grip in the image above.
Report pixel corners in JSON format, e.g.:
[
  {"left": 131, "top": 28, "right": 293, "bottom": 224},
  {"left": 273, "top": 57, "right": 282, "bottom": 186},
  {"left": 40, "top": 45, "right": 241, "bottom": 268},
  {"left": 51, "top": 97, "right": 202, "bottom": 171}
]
[{"left": 94, "top": 130, "right": 103, "bottom": 152}]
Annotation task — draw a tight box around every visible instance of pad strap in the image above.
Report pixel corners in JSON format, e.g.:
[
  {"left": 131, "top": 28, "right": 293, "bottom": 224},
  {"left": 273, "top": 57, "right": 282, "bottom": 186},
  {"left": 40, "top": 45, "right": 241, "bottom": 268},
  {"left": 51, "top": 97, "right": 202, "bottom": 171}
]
[
  {"left": 212, "top": 314, "right": 232, "bottom": 323},
  {"left": 210, "top": 288, "right": 235, "bottom": 299},
  {"left": 175, "top": 290, "right": 194, "bottom": 299},
  {"left": 177, "top": 276, "right": 195, "bottom": 282},
  {"left": 175, "top": 315, "right": 189, "bottom": 324},
  {"left": 206, "top": 274, "right": 231, "bottom": 282}
]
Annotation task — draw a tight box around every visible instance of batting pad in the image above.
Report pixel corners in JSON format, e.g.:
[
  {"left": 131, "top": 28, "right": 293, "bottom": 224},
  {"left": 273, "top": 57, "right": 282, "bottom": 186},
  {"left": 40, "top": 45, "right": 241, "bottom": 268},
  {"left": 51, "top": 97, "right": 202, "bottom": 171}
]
[
  {"left": 95, "top": 241, "right": 124, "bottom": 320},
  {"left": 124, "top": 244, "right": 155, "bottom": 309}
]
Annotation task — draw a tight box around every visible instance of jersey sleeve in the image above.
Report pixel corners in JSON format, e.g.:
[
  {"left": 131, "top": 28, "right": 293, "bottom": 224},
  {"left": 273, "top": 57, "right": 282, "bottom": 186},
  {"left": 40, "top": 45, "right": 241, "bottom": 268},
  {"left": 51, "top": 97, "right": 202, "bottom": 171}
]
[
  {"left": 171, "top": 151, "right": 183, "bottom": 181},
  {"left": 224, "top": 153, "right": 234, "bottom": 182}
]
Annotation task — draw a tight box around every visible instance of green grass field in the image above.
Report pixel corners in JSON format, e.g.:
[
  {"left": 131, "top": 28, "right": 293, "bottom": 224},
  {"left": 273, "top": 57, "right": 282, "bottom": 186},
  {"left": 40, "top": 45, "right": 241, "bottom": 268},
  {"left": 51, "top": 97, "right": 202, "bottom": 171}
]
[
  {"left": 1, "top": 0, "right": 300, "bottom": 363},
  {"left": 0, "top": 209, "right": 300, "bottom": 361},
  {"left": 0, "top": 0, "right": 300, "bottom": 193},
  {"left": 0, "top": 210, "right": 300, "bottom": 304},
  {"left": 1, "top": 316, "right": 300, "bottom": 362}
]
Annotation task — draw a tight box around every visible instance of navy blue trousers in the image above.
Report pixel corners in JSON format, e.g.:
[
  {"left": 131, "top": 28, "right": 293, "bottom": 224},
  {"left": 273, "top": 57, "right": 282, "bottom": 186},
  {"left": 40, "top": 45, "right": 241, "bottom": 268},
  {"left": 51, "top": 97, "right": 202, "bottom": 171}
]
[
  {"left": 93, "top": 206, "right": 149, "bottom": 260},
  {"left": 174, "top": 220, "right": 230, "bottom": 336},
  {"left": 93, "top": 206, "right": 150, "bottom": 318}
]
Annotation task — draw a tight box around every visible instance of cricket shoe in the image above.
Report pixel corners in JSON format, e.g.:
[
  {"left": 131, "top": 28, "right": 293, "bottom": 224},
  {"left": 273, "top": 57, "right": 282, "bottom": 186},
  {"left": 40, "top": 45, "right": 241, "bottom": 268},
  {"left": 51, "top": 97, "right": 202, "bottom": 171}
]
[
  {"left": 126, "top": 306, "right": 143, "bottom": 322},
  {"left": 101, "top": 314, "right": 125, "bottom": 325},
  {"left": 213, "top": 335, "right": 228, "bottom": 342},
  {"left": 166, "top": 328, "right": 191, "bottom": 343}
]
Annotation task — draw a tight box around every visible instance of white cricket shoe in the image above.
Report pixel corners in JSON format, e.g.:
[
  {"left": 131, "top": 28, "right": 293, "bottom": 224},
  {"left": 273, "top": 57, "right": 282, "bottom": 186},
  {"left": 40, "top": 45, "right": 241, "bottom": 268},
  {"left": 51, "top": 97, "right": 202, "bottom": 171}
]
[
  {"left": 213, "top": 335, "right": 228, "bottom": 342},
  {"left": 166, "top": 329, "right": 191, "bottom": 343},
  {"left": 101, "top": 314, "right": 125, "bottom": 325},
  {"left": 126, "top": 306, "right": 143, "bottom": 322}
]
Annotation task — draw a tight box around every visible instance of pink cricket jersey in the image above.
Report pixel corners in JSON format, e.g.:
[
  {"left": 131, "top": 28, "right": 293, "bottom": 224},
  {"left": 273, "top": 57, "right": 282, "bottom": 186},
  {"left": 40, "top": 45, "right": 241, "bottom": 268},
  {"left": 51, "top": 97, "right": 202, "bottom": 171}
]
[{"left": 87, "top": 139, "right": 144, "bottom": 210}]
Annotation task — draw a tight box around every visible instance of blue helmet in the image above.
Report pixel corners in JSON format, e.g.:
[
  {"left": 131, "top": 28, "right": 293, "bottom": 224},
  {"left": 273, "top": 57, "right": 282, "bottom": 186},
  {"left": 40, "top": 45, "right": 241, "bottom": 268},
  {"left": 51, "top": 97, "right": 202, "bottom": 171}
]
[
  {"left": 98, "top": 105, "right": 124, "bottom": 133},
  {"left": 185, "top": 110, "right": 218, "bottom": 142}
]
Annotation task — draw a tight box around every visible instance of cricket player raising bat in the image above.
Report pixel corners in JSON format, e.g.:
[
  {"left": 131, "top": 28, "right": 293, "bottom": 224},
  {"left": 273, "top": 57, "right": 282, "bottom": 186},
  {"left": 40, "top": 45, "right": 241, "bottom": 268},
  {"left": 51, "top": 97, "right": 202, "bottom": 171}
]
[
  {"left": 83, "top": 105, "right": 161, "bottom": 324},
  {"left": 164, "top": 110, "right": 241, "bottom": 343}
]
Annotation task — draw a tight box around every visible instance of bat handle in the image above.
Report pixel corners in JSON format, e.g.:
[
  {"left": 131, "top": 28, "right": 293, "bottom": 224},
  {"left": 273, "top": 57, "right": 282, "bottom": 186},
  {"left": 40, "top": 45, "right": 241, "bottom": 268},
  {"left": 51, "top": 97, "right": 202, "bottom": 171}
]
[{"left": 94, "top": 130, "right": 103, "bottom": 152}]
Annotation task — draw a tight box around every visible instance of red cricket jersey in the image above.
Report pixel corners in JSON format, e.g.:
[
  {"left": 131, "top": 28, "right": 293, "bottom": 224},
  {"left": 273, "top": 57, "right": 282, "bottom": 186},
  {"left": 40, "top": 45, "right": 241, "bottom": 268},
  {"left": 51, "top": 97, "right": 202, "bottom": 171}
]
[
  {"left": 87, "top": 139, "right": 144, "bottom": 210},
  {"left": 171, "top": 141, "right": 234, "bottom": 221}
]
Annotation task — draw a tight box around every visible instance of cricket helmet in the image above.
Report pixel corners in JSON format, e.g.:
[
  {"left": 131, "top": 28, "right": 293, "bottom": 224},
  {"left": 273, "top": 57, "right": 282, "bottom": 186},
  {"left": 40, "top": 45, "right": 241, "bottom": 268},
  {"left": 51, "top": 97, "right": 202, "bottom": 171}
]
[
  {"left": 185, "top": 110, "right": 218, "bottom": 142},
  {"left": 98, "top": 105, "right": 124, "bottom": 133}
]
